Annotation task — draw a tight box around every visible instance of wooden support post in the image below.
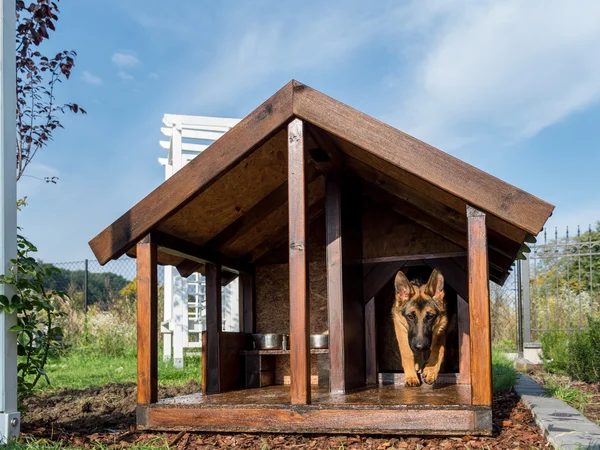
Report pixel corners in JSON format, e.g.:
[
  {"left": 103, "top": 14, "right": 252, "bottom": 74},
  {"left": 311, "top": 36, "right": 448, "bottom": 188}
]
[
  {"left": 326, "top": 174, "right": 344, "bottom": 393},
  {"left": 467, "top": 205, "right": 492, "bottom": 405},
  {"left": 365, "top": 297, "right": 377, "bottom": 385},
  {"left": 239, "top": 273, "right": 255, "bottom": 333},
  {"left": 137, "top": 237, "right": 158, "bottom": 404},
  {"left": 326, "top": 174, "right": 365, "bottom": 393},
  {"left": 457, "top": 295, "right": 471, "bottom": 385},
  {"left": 205, "top": 262, "right": 222, "bottom": 394},
  {"left": 288, "top": 118, "right": 310, "bottom": 404}
]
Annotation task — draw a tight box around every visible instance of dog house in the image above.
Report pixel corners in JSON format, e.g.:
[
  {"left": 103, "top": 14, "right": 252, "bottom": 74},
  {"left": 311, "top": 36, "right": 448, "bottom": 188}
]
[{"left": 89, "top": 81, "right": 553, "bottom": 435}]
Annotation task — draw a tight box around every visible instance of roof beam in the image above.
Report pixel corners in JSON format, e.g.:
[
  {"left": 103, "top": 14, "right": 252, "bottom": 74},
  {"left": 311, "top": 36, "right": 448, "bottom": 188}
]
[
  {"left": 362, "top": 183, "right": 515, "bottom": 272},
  {"left": 348, "top": 157, "right": 521, "bottom": 259},
  {"left": 247, "top": 199, "right": 325, "bottom": 263},
  {"left": 293, "top": 83, "right": 554, "bottom": 236},
  {"left": 147, "top": 230, "right": 251, "bottom": 275},
  {"left": 177, "top": 171, "right": 324, "bottom": 277},
  {"left": 304, "top": 122, "right": 344, "bottom": 172},
  {"left": 89, "top": 81, "right": 296, "bottom": 265}
]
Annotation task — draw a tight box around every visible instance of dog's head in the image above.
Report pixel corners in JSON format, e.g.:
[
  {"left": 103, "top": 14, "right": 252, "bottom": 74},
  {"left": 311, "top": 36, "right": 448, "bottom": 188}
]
[{"left": 394, "top": 268, "right": 446, "bottom": 353}]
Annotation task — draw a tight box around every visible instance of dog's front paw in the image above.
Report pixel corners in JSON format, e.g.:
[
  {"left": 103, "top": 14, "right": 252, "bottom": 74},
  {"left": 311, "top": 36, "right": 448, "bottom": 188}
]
[
  {"left": 404, "top": 374, "right": 421, "bottom": 387},
  {"left": 422, "top": 366, "right": 439, "bottom": 385}
]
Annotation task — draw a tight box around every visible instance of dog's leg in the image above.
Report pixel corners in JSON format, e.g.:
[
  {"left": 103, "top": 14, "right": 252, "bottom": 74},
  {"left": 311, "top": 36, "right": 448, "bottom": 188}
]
[
  {"left": 422, "top": 333, "right": 446, "bottom": 385},
  {"left": 393, "top": 317, "right": 420, "bottom": 387}
]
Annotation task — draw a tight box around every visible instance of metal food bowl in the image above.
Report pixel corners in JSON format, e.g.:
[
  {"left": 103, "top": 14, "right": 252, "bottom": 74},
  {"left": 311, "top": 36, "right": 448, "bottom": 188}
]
[
  {"left": 310, "top": 334, "right": 329, "bottom": 349},
  {"left": 252, "top": 333, "right": 283, "bottom": 350}
]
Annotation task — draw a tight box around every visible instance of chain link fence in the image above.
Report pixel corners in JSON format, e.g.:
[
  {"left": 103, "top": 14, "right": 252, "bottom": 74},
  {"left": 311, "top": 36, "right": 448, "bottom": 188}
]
[
  {"left": 46, "top": 257, "right": 164, "bottom": 312},
  {"left": 46, "top": 255, "right": 523, "bottom": 350},
  {"left": 47, "top": 222, "right": 598, "bottom": 352},
  {"left": 490, "top": 269, "right": 519, "bottom": 350}
]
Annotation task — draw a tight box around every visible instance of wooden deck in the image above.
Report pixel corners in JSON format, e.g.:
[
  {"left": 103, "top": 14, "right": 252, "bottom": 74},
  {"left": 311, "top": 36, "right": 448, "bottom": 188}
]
[
  {"left": 158, "top": 384, "right": 472, "bottom": 407},
  {"left": 138, "top": 385, "right": 492, "bottom": 435}
]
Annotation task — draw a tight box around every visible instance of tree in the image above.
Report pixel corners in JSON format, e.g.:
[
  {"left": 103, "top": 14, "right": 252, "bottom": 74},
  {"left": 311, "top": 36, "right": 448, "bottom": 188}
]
[
  {"left": 42, "top": 264, "right": 130, "bottom": 306},
  {"left": 16, "top": 0, "right": 85, "bottom": 182}
]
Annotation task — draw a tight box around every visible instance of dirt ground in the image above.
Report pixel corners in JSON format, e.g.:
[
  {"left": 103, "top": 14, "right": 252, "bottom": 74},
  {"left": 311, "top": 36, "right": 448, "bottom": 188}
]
[{"left": 21, "top": 383, "right": 549, "bottom": 449}]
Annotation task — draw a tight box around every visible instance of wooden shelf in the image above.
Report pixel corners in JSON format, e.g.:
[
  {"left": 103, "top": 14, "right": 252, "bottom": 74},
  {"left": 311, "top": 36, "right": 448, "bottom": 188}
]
[{"left": 240, "top": 348, "right": 329, "bottom": 356}]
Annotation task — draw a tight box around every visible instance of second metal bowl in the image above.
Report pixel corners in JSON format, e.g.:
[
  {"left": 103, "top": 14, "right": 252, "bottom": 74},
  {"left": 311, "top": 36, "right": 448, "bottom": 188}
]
[{"left": 310, "top": 334, "right": 329, "bottom": 349}]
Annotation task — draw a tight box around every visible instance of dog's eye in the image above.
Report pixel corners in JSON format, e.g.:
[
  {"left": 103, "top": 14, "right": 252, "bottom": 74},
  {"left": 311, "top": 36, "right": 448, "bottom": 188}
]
[
  {"left": 426, "top": 312, "right": 436, "bottom": 321},
  {"left": 405, "top": 312, "right": 416, "bottom": 321}
]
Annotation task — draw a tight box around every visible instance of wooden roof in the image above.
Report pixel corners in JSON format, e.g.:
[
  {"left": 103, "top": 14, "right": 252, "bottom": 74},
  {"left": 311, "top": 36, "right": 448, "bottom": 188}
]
[{"left": 89, "top": 80, "right": 554, "bottom": 283}]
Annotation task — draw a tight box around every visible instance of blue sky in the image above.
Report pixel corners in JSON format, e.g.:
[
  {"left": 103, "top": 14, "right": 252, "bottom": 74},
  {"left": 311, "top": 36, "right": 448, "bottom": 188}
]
[{"left": 17, "top": 0, "right": 600, "bottom": 263}]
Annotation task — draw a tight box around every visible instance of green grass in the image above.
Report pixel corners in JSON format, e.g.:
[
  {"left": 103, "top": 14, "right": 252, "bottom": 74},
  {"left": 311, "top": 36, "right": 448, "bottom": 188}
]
[
  {"left": 38, "top": 348, "right": 515, "bottom": 393},
  {"left": 6, "top": 436, "right": 171, "bottom": 449},
  {"left": 35, "top": 351, "right": 200, "bottom": 392},
  {"left": 492, "top": 348, "right": 519, "bottom": 392},
  {"left": 542, "top": 375, "right": 591, "bottom": 413}
]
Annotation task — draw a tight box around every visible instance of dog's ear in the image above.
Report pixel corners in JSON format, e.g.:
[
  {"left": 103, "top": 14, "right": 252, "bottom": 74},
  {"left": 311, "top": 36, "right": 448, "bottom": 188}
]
[
  {"left": 394, "top": 271, "right": 413, "bottom": 304},
  {"left": 425, "top": 268, "right": 445, "bottom": 302}
]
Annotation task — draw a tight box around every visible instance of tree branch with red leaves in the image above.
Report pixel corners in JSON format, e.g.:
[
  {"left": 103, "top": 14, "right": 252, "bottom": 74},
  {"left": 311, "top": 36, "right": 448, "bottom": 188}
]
[{"left": 16, "top": 0, "right": 86, "bottom": 182}]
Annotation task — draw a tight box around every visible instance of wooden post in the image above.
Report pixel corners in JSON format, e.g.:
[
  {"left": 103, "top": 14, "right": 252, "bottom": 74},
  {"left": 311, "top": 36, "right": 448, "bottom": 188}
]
[
  {"left": 288, "top": 118, "right": 310, "bottom": 404},
  {"left": 365, "top": 297, "right": 377, "bottom": 385},
  {"left": 239, "top": 273, "right": 255, "bottom": 333},
  {"left": 326, "top": 174, "right": 345, "bottom": 393},
  {"left": 457, "top": 294, "right": 471, "bottom": 385},
  {"left": 205, "top": 262, "right": 222, "bottom": 394},
  {"left": 467, "top": 205, "right": 492, "bottom": 405},
  {"left": 326, "top": 174, "right": 365, "bottom": 393},
  {"left": 137, "top": 237, "right": 158, "bottom": 404}
]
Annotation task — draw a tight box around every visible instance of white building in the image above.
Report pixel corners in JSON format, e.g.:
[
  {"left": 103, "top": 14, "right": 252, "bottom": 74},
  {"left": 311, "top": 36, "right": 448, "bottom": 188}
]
[{"left": 158, "top": 114, "right": 241, "bottom": 368}]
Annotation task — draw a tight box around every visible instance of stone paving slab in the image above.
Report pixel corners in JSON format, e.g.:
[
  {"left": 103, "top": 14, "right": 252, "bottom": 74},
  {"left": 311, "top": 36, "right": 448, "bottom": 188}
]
[{"left": 515, "top": 375, "right": 600, "bottom": 449}]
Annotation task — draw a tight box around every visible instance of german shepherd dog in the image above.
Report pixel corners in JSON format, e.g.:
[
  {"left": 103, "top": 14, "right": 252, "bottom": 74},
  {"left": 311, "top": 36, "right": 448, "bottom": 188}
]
[{"left": 392, "top": 268, "right": 449, "bottom": 386}]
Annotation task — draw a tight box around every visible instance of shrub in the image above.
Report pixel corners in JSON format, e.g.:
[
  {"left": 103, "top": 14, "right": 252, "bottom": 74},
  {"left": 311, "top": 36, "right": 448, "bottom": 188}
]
[
  {"left": 541, "top": 317, "right": 600, "bottom": 383},
  {"left": 541, "top": 330, "right": 570, "bottom": 374},
  {"left": 0, "top": 234, "right": 66, "bottom": 400}
]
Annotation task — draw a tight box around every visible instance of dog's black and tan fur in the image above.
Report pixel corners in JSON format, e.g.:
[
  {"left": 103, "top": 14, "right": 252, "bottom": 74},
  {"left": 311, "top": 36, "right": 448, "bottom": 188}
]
[{"left": 392, "top": 268, "right": 449, "bottom": 387}]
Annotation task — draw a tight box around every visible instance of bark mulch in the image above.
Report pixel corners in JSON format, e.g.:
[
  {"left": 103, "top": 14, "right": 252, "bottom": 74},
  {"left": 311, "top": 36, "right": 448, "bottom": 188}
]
[{"left": 21, "top": 383, "right": 549, "bottom": 449}]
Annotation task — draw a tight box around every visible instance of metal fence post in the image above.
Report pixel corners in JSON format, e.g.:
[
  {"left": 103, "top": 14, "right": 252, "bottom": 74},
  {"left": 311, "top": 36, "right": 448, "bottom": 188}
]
[
  {"left": 0, "top": 0, "right": 20, "bottom": 442},
  {"left": 516, "top": 260, "right": 523, "bottom": 356},
  {"left": 522, "top": 253, "right": 531, "bottom": 344},
  {"left": 84, "top": 259, "right": 89, "bottom": 314}
]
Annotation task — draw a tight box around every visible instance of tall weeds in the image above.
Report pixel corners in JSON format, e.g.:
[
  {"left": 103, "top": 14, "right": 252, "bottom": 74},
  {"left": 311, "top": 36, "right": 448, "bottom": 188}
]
[{"left": 56, "top": 295, "right": 137, "bottom": 357}]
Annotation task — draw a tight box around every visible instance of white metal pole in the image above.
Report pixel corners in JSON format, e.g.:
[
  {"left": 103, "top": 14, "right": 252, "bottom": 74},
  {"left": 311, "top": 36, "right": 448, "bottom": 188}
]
[{"left": 0, "top": 0, "right": 20, "bottom": 442}]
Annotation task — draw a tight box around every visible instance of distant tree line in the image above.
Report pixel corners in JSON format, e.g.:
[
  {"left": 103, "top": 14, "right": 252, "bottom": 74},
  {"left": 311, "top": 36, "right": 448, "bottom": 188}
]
[{"left": 42, "top": 263, "right": 130, "bottom": 306}]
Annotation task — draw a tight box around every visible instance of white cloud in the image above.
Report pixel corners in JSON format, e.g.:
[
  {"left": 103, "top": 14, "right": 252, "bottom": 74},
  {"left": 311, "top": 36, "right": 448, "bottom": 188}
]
[
  {"left": 389, "top": 0, "right": 600, "bottom": 150},
  {"left": 172, "top": 2, "right": 404, "bottom": 112},
  {"left": 111, "top": 50, "right": 141, "bottom": 68},
  {"left": 81, "top": 70, "right": 102, "bottom": 85},
  {"left": 117, "top": 71, "right": 135, "bottom": 81}
]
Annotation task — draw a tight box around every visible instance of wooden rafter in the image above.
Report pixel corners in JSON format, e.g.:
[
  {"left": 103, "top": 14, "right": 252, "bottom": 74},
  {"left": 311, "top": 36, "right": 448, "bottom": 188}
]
[
  {"left": 293, "top": 83, "right": 554, "bottom": 235},
  {"left": 362, "top": 183, "right": 514, "bottom": 275},
  {"left": 146, "top": 230, "right": 251, "bottom": 275},
  {"left": 89, "top": 81, "right": 295, "bottom": 265},
  {"left": 349, "top": 157, "right": 521, "bottom": 260}
]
